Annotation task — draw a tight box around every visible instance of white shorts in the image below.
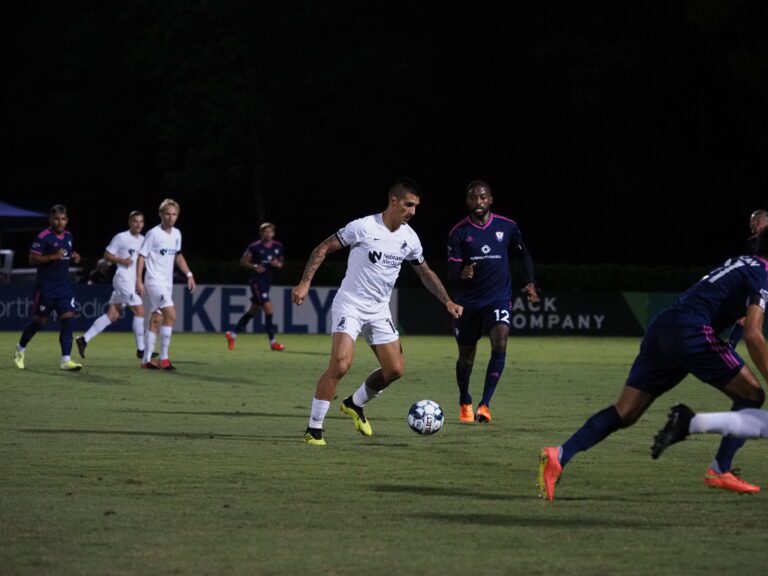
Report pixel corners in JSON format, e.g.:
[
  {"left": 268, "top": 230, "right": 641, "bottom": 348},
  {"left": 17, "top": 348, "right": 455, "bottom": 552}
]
[
  {"left": 108, "top": 285, "right": 143, "bottom": 307},
  {"left": 331, "top": 309, "right": 399, "bottom": 346},
  {"left": 145, "top": 284, "right": 174, "bottom": 311}
]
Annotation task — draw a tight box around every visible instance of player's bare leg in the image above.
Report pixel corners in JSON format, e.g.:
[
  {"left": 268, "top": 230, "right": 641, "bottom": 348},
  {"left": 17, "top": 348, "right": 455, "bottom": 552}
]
[
  {"left": 305, "top": 333, "right": 356, "bottom": 445},
  {"left": 341, "top": 339, "right": 403, "bottom": 437}
]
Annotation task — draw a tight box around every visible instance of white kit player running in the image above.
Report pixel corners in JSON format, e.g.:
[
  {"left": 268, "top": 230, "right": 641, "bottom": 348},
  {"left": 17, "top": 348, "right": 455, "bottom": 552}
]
[
  {"left": 292, "top": 178, "right": 463, "bottom": 446},
  {"left": 77, "top": 211, "right": 153, "bottom": 360},
  {"left": 136, "top": 198, "right": 195, "bottom": 370}
]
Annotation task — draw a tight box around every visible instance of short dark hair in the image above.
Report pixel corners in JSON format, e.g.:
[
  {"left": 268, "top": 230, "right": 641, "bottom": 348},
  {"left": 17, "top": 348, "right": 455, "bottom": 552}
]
[
  {"left": 50, "top": 204, "right": 67, "bottom": 216},
  {"left": 388, "top": 178, "right": 421, "bottom": 199},
  {"left": 466, "top": 180, "right": 492, "bottom": 197},
  {"left": 756, "top": 228, "right": 768, "bottom": 257}
]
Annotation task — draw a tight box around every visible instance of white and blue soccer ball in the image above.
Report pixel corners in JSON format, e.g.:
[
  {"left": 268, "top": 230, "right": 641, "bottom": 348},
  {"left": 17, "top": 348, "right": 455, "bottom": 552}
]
[{"left": 407, "top": 399, "right": 444, "bottom": 435}]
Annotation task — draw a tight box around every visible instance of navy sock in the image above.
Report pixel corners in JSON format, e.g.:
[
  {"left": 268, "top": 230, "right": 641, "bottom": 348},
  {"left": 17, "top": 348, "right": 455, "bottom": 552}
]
[
  {"left": 456, "top": 360, "right": 473, "bottom": 405},
  {"left": 234, "top": 312, "right": 253, "bottom": 334},
  {"left": 560, "top": 406, "right": 624, "bottom": 467},
  {"left": 714, "top": 399, "right": 762, "bottom": 472},
  {"left": 265, "top": 314, "right": 276, "bottom": 341},
  {"left": 19, "top": 320, "right": 42, "bottom": 348},
  {"left": 60, "top": 317, "right": 74, "bottom": 356},
  {"left": 480, "top": 351, "right": 506, "bottom": 407}
]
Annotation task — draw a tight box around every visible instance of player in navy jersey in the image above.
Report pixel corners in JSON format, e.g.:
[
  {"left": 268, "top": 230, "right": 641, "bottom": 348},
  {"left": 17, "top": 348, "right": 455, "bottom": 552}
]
[
  {"left": 14, "top": 205, "right": 83, "bottom": 371},
  {"left": 539, "top": 230, "right": 768, "bottom": 501},
  {"left": 728, "top": 209, "right": 768, "bottom": 348},
  {"left": 446, "top": 180, "right": 539, "bottom": 424},
  {"left": 225, "top": 222, "right": 286, "bottom": 351}
]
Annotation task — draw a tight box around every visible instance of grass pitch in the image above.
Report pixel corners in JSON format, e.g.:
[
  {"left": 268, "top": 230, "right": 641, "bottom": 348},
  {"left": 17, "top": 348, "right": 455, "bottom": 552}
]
[{"left": 2, "top": 332, "right": 768, "bottom": 575}]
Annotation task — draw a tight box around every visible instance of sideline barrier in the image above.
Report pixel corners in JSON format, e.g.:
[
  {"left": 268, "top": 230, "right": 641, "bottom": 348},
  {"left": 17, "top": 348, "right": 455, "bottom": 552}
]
[{"left": 0, "top": 284, "right": 675, "bottom": 335}]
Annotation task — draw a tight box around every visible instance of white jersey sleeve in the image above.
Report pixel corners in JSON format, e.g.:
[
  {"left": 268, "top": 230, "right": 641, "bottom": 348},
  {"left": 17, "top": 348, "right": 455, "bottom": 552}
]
[
  {"left": 406, "top": 231, "right": 425, "bottom": 265},
  {"left": 336, "top": 218, "right": 367, "bottom": 248}
]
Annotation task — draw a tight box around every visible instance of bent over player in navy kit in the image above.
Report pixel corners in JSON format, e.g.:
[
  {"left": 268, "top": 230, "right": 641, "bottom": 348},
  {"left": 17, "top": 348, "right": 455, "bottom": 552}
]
[
  {"left": 225, "top": 222, "right": 285, "bottom": 351},
  {"left": 538, "top": 230, "right": 768, "bottom": 501},
  {"left": 447, "top": 180, "right": 538, "bottom": 423},
  {"left": 14, "top": 205, "right": 83, "bottom": 371}
]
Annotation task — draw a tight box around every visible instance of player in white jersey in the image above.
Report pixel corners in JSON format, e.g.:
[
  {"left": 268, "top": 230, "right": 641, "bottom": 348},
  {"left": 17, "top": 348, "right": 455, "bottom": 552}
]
[
  {"left": 136, "top": 198, "right": 196, "bottom": 370},
  {"left": 76, "top": 211, "right": 157, "bottom": 359},
  {"left": 292, "top": 179, "right": 463, "bottom": 446}
]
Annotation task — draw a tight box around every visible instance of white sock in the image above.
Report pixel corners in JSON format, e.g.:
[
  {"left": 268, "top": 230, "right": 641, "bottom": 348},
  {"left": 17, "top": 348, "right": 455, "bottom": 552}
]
[
  {"left": 691, "top": 409, "right": 768, "bottom": 439},
  {"left": 352, "top": 377, "right": 382, "bottom": 408},
  {"left": 84, "top": 314, "right": 112, "bottom": 342},
  {"left": 133, "top": 316, "right": 145, "bottom": 351},
  {"left": 229, "top": 331, "right": 237, "bottom": 338},
  {"left": 309, "top": 398, "right": 331, "bottom": 429},
  {"left": 160, "top": 326, "right": 173, "bottom": 360},
  {"left": 61, "top": 355, "right": 71, "bottom": 363},
  {"left": 144, "top": 331, "right": 157, "bottom": 363},
  {"left": 17, "top": 344, "right": 25, "bottom": 353}
]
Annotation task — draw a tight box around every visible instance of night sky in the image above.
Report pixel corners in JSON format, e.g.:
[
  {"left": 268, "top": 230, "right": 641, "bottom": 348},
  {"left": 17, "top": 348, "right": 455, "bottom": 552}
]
[{"left": 3, "top": 1, "right": 768, "bottom": 271}]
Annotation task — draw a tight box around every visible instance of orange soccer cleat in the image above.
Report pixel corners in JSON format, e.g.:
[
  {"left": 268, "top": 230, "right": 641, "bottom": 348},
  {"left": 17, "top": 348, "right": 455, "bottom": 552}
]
[
  {"left": 158, "top": 359, "right": 176, "bottom": 371},
  {"left": 475, "top": 404, "right": 492, "bottom": 423},
  {"left": 538, "top": 446, "right": 563, "bottom": 502},
  {"left": 704, "top": 468, "right": 760, "bottom": 494},
  {"left": 225, "top": 331, "right": 236, "bottom": 350},
  {"left": 270, "top": 341, "right": 285, "bottom": 351},
  {"left": 459, "top": 403, "right": 474, "bottom": 423}
]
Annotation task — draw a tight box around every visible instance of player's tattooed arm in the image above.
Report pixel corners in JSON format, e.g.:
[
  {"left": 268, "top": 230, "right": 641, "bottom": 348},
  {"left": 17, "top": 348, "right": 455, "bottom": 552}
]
[
  {"left": 292, "top": 235, "right": 343, "bottom": 305},
  {"left": 412, "top": 261, "right": 463, "bottom": 319}
]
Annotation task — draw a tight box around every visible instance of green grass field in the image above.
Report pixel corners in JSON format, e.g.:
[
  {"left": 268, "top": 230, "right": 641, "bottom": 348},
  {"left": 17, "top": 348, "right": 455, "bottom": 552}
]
[{"left": 2, "top": 332, "right": 768, "bottom": 575}]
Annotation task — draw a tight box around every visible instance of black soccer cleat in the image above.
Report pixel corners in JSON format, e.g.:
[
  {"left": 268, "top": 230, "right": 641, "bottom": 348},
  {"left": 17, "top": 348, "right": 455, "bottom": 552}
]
[
  {"left": 651, "top": 403, "right": 695, "bottom": 460},
  {"left": 136, "top": 349, "right": 159, "bottom": 359},
  {"left": 75, "top": 336, "right": 87, "bottom": 359}
]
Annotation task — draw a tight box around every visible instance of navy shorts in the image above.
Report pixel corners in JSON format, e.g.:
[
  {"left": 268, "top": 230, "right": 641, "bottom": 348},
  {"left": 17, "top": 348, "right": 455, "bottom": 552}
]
[
  {"left": 453, "top": 301, "right": 511, "bottom": 345},
  {"left": 33, "top": 290, "right": 77, "bottom": 318},
  {"left": 249, "top": 282, "right": 271, "bottom": 305},
  {"left": 626, "top": 322, "right": 744, "bottom": 396}
]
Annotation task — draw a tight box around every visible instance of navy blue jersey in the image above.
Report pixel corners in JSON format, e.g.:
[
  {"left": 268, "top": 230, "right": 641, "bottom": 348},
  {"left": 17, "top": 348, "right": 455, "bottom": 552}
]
[
  {"left": 656, "top": 255, "right": 768, "bottom": 332},
  {"left": 447, "top": 213, "right": 534, "bottom": 309},
  {"left": 244, "top": 240, "right": 284, "bottom": 288},
  {"left": 30, "top": 227, "right": 75, "bottom": 296}
]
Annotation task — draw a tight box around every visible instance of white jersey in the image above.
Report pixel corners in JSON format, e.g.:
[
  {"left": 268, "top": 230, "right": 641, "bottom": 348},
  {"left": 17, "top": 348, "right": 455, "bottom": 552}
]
[
  {"left": 333, "top": 213, "right": 424, "bottom": 316},
  {"left": 139, "top": 225, "right": 182, "bottom": 287},
  {"left": 105, "top": 230, "right": 144, "bottom": 289}
]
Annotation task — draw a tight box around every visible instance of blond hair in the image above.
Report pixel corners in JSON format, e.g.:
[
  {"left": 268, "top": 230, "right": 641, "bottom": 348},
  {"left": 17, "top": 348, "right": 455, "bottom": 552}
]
[{"left": 159, "top": 198, "right": 180, "bottom": 213}]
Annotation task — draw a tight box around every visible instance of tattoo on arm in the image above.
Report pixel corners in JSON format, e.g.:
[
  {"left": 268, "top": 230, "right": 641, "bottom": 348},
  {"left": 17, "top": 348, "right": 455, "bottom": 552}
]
[
  {"left": 414, "top": 263, "right": 451, "bottom": 305},
  {"left": 299, "top": 235, "right": 342, "bottom": 285}
]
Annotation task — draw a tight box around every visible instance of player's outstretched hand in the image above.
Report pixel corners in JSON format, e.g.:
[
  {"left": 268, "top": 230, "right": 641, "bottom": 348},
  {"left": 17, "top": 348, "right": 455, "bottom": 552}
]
[
  {"left": 187, "top": 276, "right": 196, "bottom": 293},
  {"left": 525, "top": 283, "right": 539, "bottom": 304},
  {"left": 447, "top": 301, "right": 463, "bottom": 319},
  {"left": 71, "top": 251, "right": 81, "bottom": 264},
  {"left": 292, "top": 284, "right": 308, "bottom": 305}
]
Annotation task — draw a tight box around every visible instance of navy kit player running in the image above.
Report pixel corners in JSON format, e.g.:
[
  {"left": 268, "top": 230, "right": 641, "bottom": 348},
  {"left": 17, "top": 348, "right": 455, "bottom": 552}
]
[
  {"left": 14, "top": 204, "right": 83, "bottom": 371},
  {"left": 225, "top": 222, "right": 285, "bottom": 351},
  {"left": 447, "top": 180, "right": 538, "bottom": 423},
  {"left": 539, "top": 233, "right": 768, "bottom": 501}
]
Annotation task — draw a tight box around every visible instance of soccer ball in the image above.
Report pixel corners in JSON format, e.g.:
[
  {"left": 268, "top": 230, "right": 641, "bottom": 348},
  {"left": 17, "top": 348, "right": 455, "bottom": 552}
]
[{"left": 407, "top": 400, "right": 444, "bottom": 435}]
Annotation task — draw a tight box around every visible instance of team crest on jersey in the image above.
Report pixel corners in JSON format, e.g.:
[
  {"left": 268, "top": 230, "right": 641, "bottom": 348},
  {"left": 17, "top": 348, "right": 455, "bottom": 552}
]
[
  {"left": 400, "top": 241, "right": 409, "bottom": 254},
  {"left": 495, "top": 231, "right": 504, "bottom": 242},
  {"left": 368, "top": 251, "right": 382, "bottom": 264},
  {"left": 481, "top": 245, "right": 491, "bottom": 254},
  {"left": 128, "top": 249, "right": 135, "bottom": 256}
]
